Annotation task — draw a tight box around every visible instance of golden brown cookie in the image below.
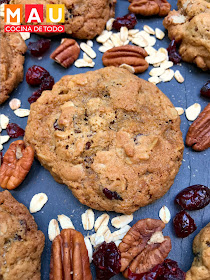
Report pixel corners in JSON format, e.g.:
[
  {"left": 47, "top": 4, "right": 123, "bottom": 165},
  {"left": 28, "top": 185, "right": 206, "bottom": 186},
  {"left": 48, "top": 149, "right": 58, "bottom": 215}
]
[
  {"left": 11, "top": 0, "right": 116, "bottom": 39},
  {"left": 163, "top": 0, "right": 210, "bottom": 70},
  {"left": 0, "top": 23, "right": 27, "bottom": 105},
  {"left": 186, "top": 223, "right": 210, "bottom": 280},
  {"left": 24, "top": 67, "right": 184, "bottom": 214},
  {"left": 0, "top": 190, "right": 45, "bottom": 280}
]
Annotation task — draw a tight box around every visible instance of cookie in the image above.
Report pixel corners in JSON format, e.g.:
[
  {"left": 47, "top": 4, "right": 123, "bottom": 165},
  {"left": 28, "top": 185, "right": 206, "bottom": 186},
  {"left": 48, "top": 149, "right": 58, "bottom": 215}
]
[
  {"left": 163, "top": 0, "right": 210, "bottom": 70},
  {"left": 0, "top": 190, "right": 45, "bottom": 280},
  {"left": 11, "top": 0, "right": 116, "bottom": 39},
  {"left": 0, "top": 23, "right": 27, "bottom": 105},
  {"left": 186, "top": 223, "right": 210, "bottom": 280},
  {"left": 24, "top": 67, "right": 184, "bottom": 214}
]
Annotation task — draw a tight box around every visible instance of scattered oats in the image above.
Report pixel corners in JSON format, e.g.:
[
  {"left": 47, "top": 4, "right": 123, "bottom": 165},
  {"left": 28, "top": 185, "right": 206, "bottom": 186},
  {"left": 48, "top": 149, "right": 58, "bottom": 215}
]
[
  {"left": 9, "top": 98, "right": 21, "bottom": 110},
  {"left": 104, "top": 229, "right": 113, "bottom": 243},
  {"left": 81, "top": 209, "right": 95, "bottom": 230},
  {"left": 135, "top": 31, "right": 150, "bottom": 40},
  {"left": 110, "top": 33, "right": 123, "bottom": 47},
  {"left": 148, "top": 76, "right": 161, "bottom": 85},
  {"left": 158, "top": 48, "right": 168, "bottom": 58},
  {"left": 57, "top": 214, "right": 75, "bottom": 229},
  {"left": 128, "top": 35, "right": 134, "bottom": 41},
  {"left": 0, "top": 135, "right": 10, "bottom": 145},
  {"left": 114, "top": 240, "right": 122, "bottom": 247},
  {"left": 144, "top": 46, "right": 157, "bottom": 56},
  {"left": 14, "top": 108, "right": 30, "bottom": 117},
  {"left": 0, "top": 114, "right": 9, "bottom": 129},
  {"left": 159, "top": 69, "right": 174, "bottom": 82},
  {"left": 83, "top": 53, "right": 93, "bottom": 63},
  {"left": 0, "top": 144, "right": 3, "bottom": 151},
  {"left": 112, "top": 225, "right": 131, "bottom": 241},
  {"left": 111, "top": 214, "right": 133, "bottom": 229},
  {"left": 94, "top": 235, "right": 105, "bottom": 247},
  {"left": 185, "top": 103, "right": 201, "bottom": 121},
  {"left": 98, "top": 45, "right": 110, "bottom": 53},
  {"left": 20, "top": 32, "right": 30, "bottom": 41},
  {"left": 149, "top": 67, "right": 165, "bottom": 77},
  {"left": 143, "top": 25, "right": 155, "bottom": 35},
  {"left": 153, "top": 62, "right": 161, "bottom": 67},
  {"left": 120, "top": 26, "right": 128, "bottom": 42},
  {"left": 147, "top": 36, "right": 156, "bottom": 47},
  {"left": 145, "top": 53, "right": 167, "bottom": 64},
  {"left": 96, "top": 225, "right": 110, "bottom": 239},
  {"left": 171, "top": 14, "right": 186, "bottom": 24},
  {"left": 175, "top": 107, "right": 184, "bottom": 116},
  {"left": 128, "top": 29, "right": 139, "bottom": 35},
  {"left": 174, "top": 70, "right": 184, "bottom": 83},
  {"left": 106, "top": 18, "right": 115, "bottom": 31},
  {"left": 119, "top": 64, "right": 135, "bottom": 74},
  {"left": 123, "top": 39, "right": 129, "bottom": 46},
  {"left": 29, "top": 193, "right": 48, "bottom": 213},
  {"left": 96, "top": 30, "right": 112, "bottom": 43},
  {"left": 103, "top": 39, "right": 114, "bottom": 48},
  {"left": 159, "top": 206, "right": 171, "bottom": 224},
  {"left": 160, "top": 60, "right": 173, "bottom": 69},
  {"left": 86, "top": 40, "right": 93, "bottom": 47},
  {"left": 48, "top": 219, "right": 60, "bottom": 241},
  {"left": 132, "top": 36, "right": 148, "bottom": 48},
  {"left": 148, "top": 231, "right": 165, "bottom": 244},
  {"left": 94, "top": 214, "right": 110, "bottom": 231},
  {"left": 74, "top": 59, "right": 95, "bottom": 68},
  {"left": 84, "top": 237, "right": 93, "bottom": 263},
  {"left": 155, "top": 28, "right": 165, "bottom": 40},
  {"left": 80, "top": 42, "right": 96, "bottom": 59}
]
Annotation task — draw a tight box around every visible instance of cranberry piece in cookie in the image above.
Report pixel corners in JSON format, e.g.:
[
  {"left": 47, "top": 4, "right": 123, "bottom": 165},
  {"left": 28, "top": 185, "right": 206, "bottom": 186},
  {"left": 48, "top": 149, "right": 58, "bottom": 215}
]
[
  {"left": 103, "top": 188, "right": 123, "bottom": 201},
  {"left": 167, "top": 39, "right": 181, "bottom": 64}
]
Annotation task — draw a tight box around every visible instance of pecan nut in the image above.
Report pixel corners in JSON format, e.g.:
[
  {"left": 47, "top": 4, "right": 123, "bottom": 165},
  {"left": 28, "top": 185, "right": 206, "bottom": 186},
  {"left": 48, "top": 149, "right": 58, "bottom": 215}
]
[
  {"left": 119, "top": 219, "right": 171, "bottom": 277},
  {"left": 50, "top": 39, "right": 80, "bottom": 68},
  {"left": 186, "top": 103, "right": 210, "bottom": 151},
  {"left": 128, "top": 0, "right": 171, "bottom": 17},
  {"left": 102, "top": 45, "right": 149, "bottom": 73},
  {"left": 0, "top": 140, "right": 34, "bottom": 190},
  {"left": 50, "top": 228, "right": 92, "bottom": 280}
]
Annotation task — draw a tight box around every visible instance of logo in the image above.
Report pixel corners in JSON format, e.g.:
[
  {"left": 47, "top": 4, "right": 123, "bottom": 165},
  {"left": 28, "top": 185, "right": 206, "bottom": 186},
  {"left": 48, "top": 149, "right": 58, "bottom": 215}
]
[{"left": 4, "top": 4, "right": 65, "bottom": 33}]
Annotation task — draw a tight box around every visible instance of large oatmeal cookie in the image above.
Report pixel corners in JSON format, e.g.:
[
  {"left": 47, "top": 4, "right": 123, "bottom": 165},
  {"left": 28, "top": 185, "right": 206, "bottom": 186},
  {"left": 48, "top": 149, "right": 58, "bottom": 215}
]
[
  {"left": 0, "top": 191, "right": 45, "bottom": 280},
  {"left": 0, "top": 23, "right": 27, "bottom": 105},
  {"left": 163, "top": 0, "right": 210, "bottom": 70},
  {"left": 11, "top": 0, "right": 116, "bottom": 39},
  {"left": 24, "top": 67, "right": 184, "bottom": 214},
  {"left": 186, "top": 223, "right": 210, "bottom": 280}
]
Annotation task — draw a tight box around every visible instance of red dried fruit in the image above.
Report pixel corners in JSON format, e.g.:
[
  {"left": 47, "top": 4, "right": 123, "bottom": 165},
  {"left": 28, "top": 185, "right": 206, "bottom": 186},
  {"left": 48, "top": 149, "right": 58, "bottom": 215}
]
[
  {"left": 173, "top": 210, "right": 197, "bottom": 238},
  {"left": 6, "top": 123, "right": 25, "bottom": 138},
  {"left": 167, "top": 39, "right": 181, "bottom": 64},
  {"left": 113, "top": 13, "right": 137, "bottom": 31},
  {"left": 175, "top": 185, "right": 210, "bottom": 210},
  {"left": 93, "top": 241, "right": 121, "bottom": 280},
  {"left": 40, "top": 76, "right": 54, "bottom": 91},
  {"left": 26, "top": 65, "right": 50, "bottom": 86},
  {"left": 28, "top": 39, "right": 51, "bottom": 57},
  {"left": 103, "top": 188, "right": 123, "bottom": 201},
  {"left": 28, "top": 89, "right": 42, "bottom": 104},
  {"left": 200, "top": 80, "right": 210, "bottom": 98}
]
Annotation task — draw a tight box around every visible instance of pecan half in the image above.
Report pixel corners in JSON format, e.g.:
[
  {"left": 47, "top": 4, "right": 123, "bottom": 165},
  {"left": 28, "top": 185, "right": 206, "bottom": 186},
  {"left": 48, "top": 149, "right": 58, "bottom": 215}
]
[
  {"left": 119, "top": 219, "right": 171, "bottom": 277},
  {"left": 128, "top": 0, "right": 171, "bottom": 17},
  {"left": 0, "top": 140, "right": 34, "bottom": 190},
  {"left": 186, "top": 104, "right": 210, "bottom": 151},
  {"left": 102, "top": 45, "right": 149, "bottom": 73},
  {"left": 50, "top": 229, "right": 92, "bottom": 280},
  {"left": 50, "top": 39, "right": 80, "bottom": 68}
]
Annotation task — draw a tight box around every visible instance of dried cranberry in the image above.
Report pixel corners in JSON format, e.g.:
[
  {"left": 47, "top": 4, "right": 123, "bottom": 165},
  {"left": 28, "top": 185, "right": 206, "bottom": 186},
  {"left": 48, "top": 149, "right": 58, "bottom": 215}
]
[
  {"left": 0, "top": 152, "right": 3, "bottom": 166},
  {"left": 28, "top": 39, "right": 51, "bottom": 57},
  {"left": 200, "top": 80, "right": 210, "bottom": 98},
  {"left": 93, "top": 241, "right": 121, "bottom": 280},
  {"left": 167, "top": 39, "right": 181, "bottom": 64},
  {"left": 175, "top": 185, "right": 210, "bottom": 210},
  {"left": 40, "top": 76, "right": 54, "bottom": 91},
  {"left": 173, "top": 210, "right": 197, "bottom": 238},
  {"left": 127, "top": 265, "right": 160, "bottom": 280},
  {"left": 113, "top": 13, "right": 137, "bottom": 31},
  {"left": 6, "top": 123, "right": 25, "bottom": 138},
  {"left": 103, "top": 188, "right": 123, "bottom": 201},
  {"left": 26, "top": 65, "right": 50, "bottom": 86},
  {"left": 28, "top": 89, "right": 42, "bottom": 104}
]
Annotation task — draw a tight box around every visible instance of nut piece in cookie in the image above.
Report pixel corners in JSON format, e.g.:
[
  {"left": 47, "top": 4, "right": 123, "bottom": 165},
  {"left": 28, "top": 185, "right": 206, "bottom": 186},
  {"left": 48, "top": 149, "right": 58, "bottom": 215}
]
[
  {"left": 50, "top": 228, "right": 92, "bottom": 280},
  {"left": 0, "top": 190, "right": 45, "bottom": 280},
  {"left": 0, "top": 23, "right": 27, "bottom": 104},
  {"left": 128, "top": 0, "right": 171, "bottom": 17},
  {"left": 0, "top": 140, "right": 34, "bottom": 190},
  {"left": 102, "top": 45, "right": 149, "bottom": 73},
  {"left": 50, "top": 39, "right": 80, "bottom": 68},
  {"left": 186, "top": 104, "right": 210, "bottom": 151},
  {"left": 186, "top": 223, "right": 210, "bottom": 280},
  {"left": 163, "top": 0, "right": 210, "bottom": 70},
  {"left": 119, "top": 218, "right": 171, "bottom": 277}
]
